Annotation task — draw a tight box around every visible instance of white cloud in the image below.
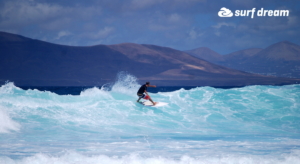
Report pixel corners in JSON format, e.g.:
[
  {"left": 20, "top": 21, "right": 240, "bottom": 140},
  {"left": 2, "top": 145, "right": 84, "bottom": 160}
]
[
  {"left": 189, "top": 29, "right": 198, "bottom": 39},
  {"left": 96, "top": 27, "right": 114, "bottom": 38},
  {"left": 82, "top": 27, "right": 115, "bottom": 40},
  {"left": 56, "top": 31, "right": 72, "bottom": 40},
  {"left": 188, "top": 28, "right": 204, "bottom": 39},
  {"left": 212, "top": 22, "right": 236, "bottom": 29},
  {"left": 212, "top": 22, "right": 236, "bottom": 36}
]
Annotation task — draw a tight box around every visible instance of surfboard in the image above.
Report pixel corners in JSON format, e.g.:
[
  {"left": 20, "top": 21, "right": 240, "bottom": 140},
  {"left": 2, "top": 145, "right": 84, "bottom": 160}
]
[{"left": 140, "top": 101, "right": 168, "bottom": 107}]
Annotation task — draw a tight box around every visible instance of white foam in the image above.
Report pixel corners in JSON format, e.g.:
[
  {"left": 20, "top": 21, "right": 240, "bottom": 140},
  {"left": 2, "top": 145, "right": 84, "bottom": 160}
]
[
  {"left": 0, "top": 107, "right": 20, "bottom": 133},
  {"left": 80, "top": 86, "right": 112, "bottom": 99},
  {"left": 0, "top": 82, "right": 18, "bottom": 94},
  {"left": 1, "top": 150, "right": 300, "bottom": 164}
]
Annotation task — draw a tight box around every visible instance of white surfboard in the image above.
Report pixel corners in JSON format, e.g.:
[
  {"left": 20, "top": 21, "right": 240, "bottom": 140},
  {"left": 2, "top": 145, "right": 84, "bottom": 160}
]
[{"left": 141, "top": 101, "right": 168, "bottom": 107}]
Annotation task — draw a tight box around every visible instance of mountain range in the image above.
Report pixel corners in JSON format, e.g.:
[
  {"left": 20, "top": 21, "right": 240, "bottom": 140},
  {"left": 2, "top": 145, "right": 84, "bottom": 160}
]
[
  {"left": 186, "top": 41, "right": 300, "bottom": 78},
  {"left": 0, "top": 31, "right": 299, "bottom": 86}
]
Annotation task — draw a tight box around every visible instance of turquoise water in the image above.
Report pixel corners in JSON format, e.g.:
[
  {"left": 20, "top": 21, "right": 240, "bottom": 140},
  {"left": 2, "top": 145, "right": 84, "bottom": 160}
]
[{"left": 0, "top": 75, "right": 300, "bottom": 163}]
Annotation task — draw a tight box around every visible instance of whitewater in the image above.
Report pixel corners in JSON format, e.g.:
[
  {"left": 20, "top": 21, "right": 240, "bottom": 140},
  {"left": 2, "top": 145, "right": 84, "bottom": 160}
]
[{"left": 0, "top": 74, "right": 300, "bottom": 164}]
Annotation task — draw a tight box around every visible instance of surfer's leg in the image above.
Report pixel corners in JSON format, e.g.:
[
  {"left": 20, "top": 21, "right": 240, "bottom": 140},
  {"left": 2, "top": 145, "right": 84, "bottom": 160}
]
[
  {"left": 149, "top": 98, "right": 157, "bottom": 105},
  {"left": 137, "top": 97, "right": 142, "bottom": 102},
  {"left": 137, "top": 94, "right": 143, "bottom": 102}
]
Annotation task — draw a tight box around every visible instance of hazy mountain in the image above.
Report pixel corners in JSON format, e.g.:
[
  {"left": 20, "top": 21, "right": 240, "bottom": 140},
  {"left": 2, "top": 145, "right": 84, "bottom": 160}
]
[
  {"left": 255, "top": 41, "right": 300, "bottom": 61},
  {"left": 1, "top": 31, "right": 299, "bottom": 86},
  {"left": 185, "top": 47, "right": 225, "bottom": 63},
  {"left": 222, "top": 48, "right": 263, "bottom": 63},
  {"left": 186, "top": 41, "right": 300, "bottom": 78},
  {"left": 223, "top": 41, "right": 300, "bottom": 78}
]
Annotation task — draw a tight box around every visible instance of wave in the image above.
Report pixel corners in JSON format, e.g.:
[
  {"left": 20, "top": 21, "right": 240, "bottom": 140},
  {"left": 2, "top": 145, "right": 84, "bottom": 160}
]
[
  {"left": 0, "top": 74, "right": 300, "bottom": 161},
  {"left": 0, "top": 107, "right": 20, "bottom": 133},
  {"left": 0, "top": 76, "right": 300, "bottom": 136}
]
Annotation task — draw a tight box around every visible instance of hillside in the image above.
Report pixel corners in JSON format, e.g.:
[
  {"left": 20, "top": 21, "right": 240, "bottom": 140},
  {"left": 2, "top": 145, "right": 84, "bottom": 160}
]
[
  {"left": 185, "top": 47, "right": 225, "bottom": 63},
  {"left": 0, "top": 31, "right": 299, "bottom": 86},
  {"left": 223, "top": 41, "right": 300, "bottom": 78},
  {"left": 186, "top": 41, "right": 300, "bottom": 78}
]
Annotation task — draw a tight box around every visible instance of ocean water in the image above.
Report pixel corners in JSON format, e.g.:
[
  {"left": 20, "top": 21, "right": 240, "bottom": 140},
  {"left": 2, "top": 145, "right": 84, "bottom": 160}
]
[{"left": 1, "top": 74, "right": 300, "bottom": 164}]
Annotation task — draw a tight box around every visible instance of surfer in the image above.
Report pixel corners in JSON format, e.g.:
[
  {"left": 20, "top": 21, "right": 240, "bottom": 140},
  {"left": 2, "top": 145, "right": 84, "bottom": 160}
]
[{"left": 137, "top": 82, "right": 157, "bottom": 105}]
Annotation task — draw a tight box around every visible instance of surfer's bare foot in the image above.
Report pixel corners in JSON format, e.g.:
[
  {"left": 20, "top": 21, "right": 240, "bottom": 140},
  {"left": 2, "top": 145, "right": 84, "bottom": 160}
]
[{"left": 153, "top": 102, "right": 157, "bottom": 106}]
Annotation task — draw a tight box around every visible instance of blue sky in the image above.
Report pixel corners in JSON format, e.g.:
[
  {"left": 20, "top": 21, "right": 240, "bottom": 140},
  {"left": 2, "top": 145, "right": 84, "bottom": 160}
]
[{"left": 0, "top": 0, "right": 299, "bottom": 54}]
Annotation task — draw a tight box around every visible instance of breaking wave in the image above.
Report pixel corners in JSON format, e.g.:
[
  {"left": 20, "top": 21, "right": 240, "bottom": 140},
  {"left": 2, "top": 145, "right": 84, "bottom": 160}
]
[{"left": 0, "top": 74, "right": 299, "bottom": 163}]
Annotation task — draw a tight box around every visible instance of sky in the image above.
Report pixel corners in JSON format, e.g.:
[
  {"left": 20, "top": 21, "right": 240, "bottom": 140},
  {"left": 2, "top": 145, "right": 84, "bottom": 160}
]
[{"left": 0, "top": 0, "right": 299, "bottom": 54}]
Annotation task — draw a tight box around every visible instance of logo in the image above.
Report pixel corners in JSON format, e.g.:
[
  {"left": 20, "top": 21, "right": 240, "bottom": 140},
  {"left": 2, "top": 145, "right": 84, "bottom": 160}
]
[
  {"left": 218, "top": 7, "right": 289, "bottom": 19},
  {"left": 218, "top": 7, "right": 233, "bottom": 17}
]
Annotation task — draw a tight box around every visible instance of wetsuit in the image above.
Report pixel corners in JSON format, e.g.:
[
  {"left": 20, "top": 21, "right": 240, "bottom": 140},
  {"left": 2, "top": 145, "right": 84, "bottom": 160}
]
[{"left": 137, "top": 84, "right": 147, "bottom": 98}]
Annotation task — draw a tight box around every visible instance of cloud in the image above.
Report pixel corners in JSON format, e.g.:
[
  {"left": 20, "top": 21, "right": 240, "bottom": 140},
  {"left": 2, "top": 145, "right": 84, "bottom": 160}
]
[
  {"left": 168, "top": 13, "right": 181, "bottom": 22},
  {"left": 0, "top": 1, "right": 64, "bottom": 27},
  {"left": 56, "top": 31, "right": 72, "bottom": 40},
  {"left": 212, "top": 22, "right": 236, "bottom": 29},
  {"left": 145, "top": 12, "right": 188, "bottom": 32},
  {"left": 212, "top": 22, "right": 236, "bottom": 36},
  {"left": 95, "top": 27, "right": 115, "bottom": 39},
  {"left": 0, "top": 0, "right": 102, "bottom": 31},
  {"left": 81, "top": 27, "right": 115, "bottom": 40},
  {"left": 187, "top": 28, "right": 204, "bottom": 39}
]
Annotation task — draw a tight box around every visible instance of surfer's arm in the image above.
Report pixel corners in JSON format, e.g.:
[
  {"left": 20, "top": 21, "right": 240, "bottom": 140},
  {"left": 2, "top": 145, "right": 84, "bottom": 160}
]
[
  {"left": 148, "top": 85, "right": 156, "bottom": 88},
  {"left": 145, "top": 90, "right": 149, "bottom": 95}
]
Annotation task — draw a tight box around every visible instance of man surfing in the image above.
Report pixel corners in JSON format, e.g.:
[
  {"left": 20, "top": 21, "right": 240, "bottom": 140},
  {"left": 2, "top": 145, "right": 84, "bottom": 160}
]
[{"left": 137, "top": 82, "right": 157, "bottom": 105}]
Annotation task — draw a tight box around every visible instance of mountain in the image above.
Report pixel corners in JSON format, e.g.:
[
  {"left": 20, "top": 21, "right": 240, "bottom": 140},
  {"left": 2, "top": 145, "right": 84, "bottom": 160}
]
[
  {"left": 108, "top": 44, "right": 247, "bottom": 80},
  {"left": 222, "top": 48, "right": 263, "bottom": 63},
  {"left": 254, "top": 41, "right": 300, "bottom": 61},
  {"left": 0, "top": 31, "right": 299, "bottom": 86},
  {"left": 222, "top": 41, "right": 300, "bottom": 78},
  {"left": 217, "top": 48, "right": 263, "bottom": 69},
  {"left": 185, "top": 47, "right": 225, "bottom": 63},
  {"left": 186, "top": 41, "right": 300, "bottom": 78}
]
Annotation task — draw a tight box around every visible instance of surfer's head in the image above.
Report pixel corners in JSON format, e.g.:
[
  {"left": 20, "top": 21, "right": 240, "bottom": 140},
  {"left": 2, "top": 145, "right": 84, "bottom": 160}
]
[{"left": 146, "top": 82, "right": 150, "bottom": 86}]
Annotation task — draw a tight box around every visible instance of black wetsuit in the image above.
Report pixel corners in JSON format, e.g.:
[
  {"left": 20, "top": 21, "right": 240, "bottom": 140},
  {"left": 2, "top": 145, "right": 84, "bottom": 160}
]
[{"left": 137, "top": 84, "right": 147, "bottom": 95}]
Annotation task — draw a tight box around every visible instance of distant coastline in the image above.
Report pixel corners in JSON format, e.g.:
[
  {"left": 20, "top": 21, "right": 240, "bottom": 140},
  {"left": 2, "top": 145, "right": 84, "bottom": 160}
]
[{"left": 1, "top": 31, "right": 300, "bottom": 87}]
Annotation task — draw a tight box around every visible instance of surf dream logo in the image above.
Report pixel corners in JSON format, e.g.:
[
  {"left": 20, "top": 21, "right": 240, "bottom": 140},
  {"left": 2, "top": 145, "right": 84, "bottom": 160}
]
[
  {"left": 218, "top": 7, "right": 289, "bottom": 19},
  {"left": 218, "top": 7, "right": 233, "bottom": 17}
]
